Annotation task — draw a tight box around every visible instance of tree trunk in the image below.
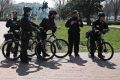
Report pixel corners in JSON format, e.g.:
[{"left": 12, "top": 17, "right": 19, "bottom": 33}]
[{"left": 114, "top": 14, "right": 117, "bottom": 21}]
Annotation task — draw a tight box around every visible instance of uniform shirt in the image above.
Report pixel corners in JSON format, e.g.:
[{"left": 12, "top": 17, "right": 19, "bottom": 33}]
[
  {"left": 65, "top": 17, "right": 83, "bottom": 33},
  {"left": 92, "top": 19, "right": 108, "bottom": 32},
  {"left": 20, "top": 14, "right": 37, "bottom": 32},
  {"left": 39, "top": 18, "right": 57, "bottom": 32},
  {"left": 6, "top": 18, "right": 20, "bottom": 32}
]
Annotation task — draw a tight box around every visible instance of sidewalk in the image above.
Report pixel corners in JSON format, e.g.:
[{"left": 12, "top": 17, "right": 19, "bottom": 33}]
[{"left": 0, "top": 51, "right": 120, "bottom": 80}]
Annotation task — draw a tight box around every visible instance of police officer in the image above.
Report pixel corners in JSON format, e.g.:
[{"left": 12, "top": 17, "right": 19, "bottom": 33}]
[
  {"left": 6, "top": 11, "right": 20, "bottom": 58},
  {"left": 89, "top": 12, "right": 109, "bottom": 59},
  {"left": 38, "top": 10, "right": 57, "bottom": 57},
  {"left": 20, "top": 6, "right": 38, "bottom": 63},
  {"left": 65, "top": 10, "right": 83, "bottom": 57}
]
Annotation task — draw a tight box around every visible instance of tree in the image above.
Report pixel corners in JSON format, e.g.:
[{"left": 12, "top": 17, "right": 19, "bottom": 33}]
[
  {"left": 111, "top": 0, "right": 120, "bottom": 21},
  {"left": 60, "top": 0, "right": 105, "bottom": 25},
  {"left": 103, "top": 0, "right": 113, "bottom": 22},
  {"left": 53, "top": 0, "right": 67, "bottom": 19},
  {"left": 0, "top": 0, "right": 14, "bottom": 18}
]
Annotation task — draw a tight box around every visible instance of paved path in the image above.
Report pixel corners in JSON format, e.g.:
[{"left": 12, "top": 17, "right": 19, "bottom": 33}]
[
  {"left": 0, "top": 51, "right": 120, "bottom": 80},
  {"left": 109, "top": 25, "right": 120, "bottom": 28},
  {"left": 0, "top": 21, "right": 8, "bottom": 46}
]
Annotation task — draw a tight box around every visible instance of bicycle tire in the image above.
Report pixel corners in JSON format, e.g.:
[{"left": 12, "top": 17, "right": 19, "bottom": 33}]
[
  {"left": 53, "top": 39, "right": 69, "bottom": 58},
  {"left": 99, "top": 42, "right": 114, "bottom": 61},
  {"left": 35, "top": 40, "right": 56, "bottom": 61},
  {"left": 27, "top": 41, "right": 37, "bottom": 57},
  {"left": 2, "top": 40, "right": 20, "bottom": 61}
]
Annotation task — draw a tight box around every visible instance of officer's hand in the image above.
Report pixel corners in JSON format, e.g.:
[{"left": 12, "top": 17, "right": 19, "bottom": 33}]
[{"left": 71, "top": 21, "right": 77, "bottom": 25}]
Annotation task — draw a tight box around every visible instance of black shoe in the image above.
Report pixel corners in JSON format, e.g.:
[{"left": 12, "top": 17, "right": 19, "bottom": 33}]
[
  {"left": 13, "top": 53, "right": 17, "bottom": 58},
  {"left": 98, "top": 55, "right": 105, "bottom": 59},
  {"left": 69, "top": 53, "right": 72, "bottom": 57},
  {"left": 75, "top": 54, "right": 80, "bottom": 57},
  {"left": 43, "top": 53, "right": 50, "bottom": 57},
  {"left": 20, "top": 60, "right": 29, "bottom": 63}
]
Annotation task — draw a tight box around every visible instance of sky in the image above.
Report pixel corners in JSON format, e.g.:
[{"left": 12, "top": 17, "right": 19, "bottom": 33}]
[{"left": 15, "top": 0, "right": 55, "bottom": 7}]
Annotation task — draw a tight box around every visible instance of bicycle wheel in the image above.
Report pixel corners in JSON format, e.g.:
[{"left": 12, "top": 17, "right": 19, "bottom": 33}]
[
  {"left": 53, "top": 39, "right": 69, "bottom": 58},
  {"left": 27, "top": 40, "right": 37, "bottom": 57},
  {"left": 35, "top": 40, "right": 56, "bottom": 61},
  {"left": 2, "top": 40, "right": 20, "bottom": 61},
  {"left": 99, "top": 42, "right": 114, "bottom": 61}
]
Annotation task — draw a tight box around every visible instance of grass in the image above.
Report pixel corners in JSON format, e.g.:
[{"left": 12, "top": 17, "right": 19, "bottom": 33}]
[{"left": 33, "top": 20, "right": 120, "bottom": 52}]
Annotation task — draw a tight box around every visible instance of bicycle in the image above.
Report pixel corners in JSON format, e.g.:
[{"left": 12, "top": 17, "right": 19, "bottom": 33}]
[
  {"left": 46, "top": 32, "right": 69, "bottom": 58},
  {"left": 2, "top": 30, "right": 21, "bottom": 60},
  {"left": 34, "top": 29, "right": 56, "bottom": 61},
  {"left": 87, "top": 29, "right": 114, "bottom": 61}
]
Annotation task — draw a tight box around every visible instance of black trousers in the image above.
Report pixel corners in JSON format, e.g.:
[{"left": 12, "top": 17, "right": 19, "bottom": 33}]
[
  {"left": 89, "top": 31, "right": 102, "bottom": 56},
  {"left": 6, "top": 42, "right": 19, "bottom": 55},
  {"left": 20, "top": 32, "right": 30, "bottom": 61},
  {"left": 68, "top": 32, "right": 80, "bottom": 55},
  {"left": 37, "top": 31, "right": 47, "bottom": 56}
]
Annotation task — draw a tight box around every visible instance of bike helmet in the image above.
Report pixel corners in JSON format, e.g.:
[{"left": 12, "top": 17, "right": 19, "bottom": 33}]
[
  {"left": 98, "top": 12, "right": 105, "bottom": 17},
  {"left": 49, "top": 10, "right": 57, "bottom": 16}
]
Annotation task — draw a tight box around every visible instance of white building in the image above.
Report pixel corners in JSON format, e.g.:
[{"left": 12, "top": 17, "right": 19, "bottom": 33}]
[{"left": 15, "top": 2, "right": 49, "bottom": 19}]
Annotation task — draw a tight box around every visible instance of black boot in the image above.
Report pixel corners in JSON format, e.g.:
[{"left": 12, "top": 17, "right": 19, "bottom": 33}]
[{"left": 6, "top": 52, "right": 10, "bottom": 58}]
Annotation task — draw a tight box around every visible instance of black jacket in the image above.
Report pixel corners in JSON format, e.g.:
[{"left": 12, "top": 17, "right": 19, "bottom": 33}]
[
  {"left": 65, "top": 17, "right": 83, "bottom": 33},
  {"left": 39, "top": 18, "right": 57, "bottom": 32},
  {"left": 20, "top": 14, "right": 37, "bottom": 32},
  {"left": 92, "top": 19, "right": 109, "bottom": 32},
  {"left": 6, "top": 18, "right": 20, "bottom": 32}
]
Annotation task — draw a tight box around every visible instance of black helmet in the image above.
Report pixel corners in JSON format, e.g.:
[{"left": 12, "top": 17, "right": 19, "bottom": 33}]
[
  {"left": 49, "top": 10, "right": 57, "bottom": 16},
  {"left": 23, "top": 6, "right": 32, "bottom": 12},
  {"left": 98, "top": 12, "right": 105, "bottom": 17}
]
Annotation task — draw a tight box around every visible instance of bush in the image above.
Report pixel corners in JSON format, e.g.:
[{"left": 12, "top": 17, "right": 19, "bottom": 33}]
[{"left": 108, "top": 21, "right": 120, "bottom": 25}]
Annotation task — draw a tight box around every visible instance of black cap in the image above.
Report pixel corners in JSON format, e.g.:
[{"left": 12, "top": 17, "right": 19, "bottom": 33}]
[
  {"left": 72, "top": 10, "right": 79, "bottom": 14},
  {"left": 98, "top": 12, "right": 105, "bottom": 17},
  {"left": 23, "top": 6, "right": 32, "bottom": 12}
]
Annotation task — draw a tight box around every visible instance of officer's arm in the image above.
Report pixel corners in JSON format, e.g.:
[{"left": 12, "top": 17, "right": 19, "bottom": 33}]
[
  {"left": 51, "top": 21, "right": 57, "bottom": 33},
  {"left": 79, "top": 19, "right": 83, "bottom": 27},
  {"left": 39, "top": 18, "right": 46, "bottom": 27},
  {"left": 65, "top": 19, "right": 71, "bottom": 28},
  {"left": 6, "top": 19, "right": 12, "bottom": 28},
  {"left": 103, "top": 23, "right": 109, "bottom": 34},
  {"left": 92, "top": 22, "right": 96, "bottom": 30},
  {"left": 17, "top": 20, "right": 21, "bottom": 30},
  {"left": 30, "top": 21, "right": 39, "bottom": 27},
  {"left": 104, "top": 23, "right": 109, "bottom": 30}
]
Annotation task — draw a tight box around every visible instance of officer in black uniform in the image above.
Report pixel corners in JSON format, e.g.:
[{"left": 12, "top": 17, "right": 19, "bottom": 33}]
[
  {"left": 38, "top": 10, "right": 57, "bottom": 57},
  {"left": 6, "top": 11, "right": 20, "bottom": 58},
  {"left": 89, "top": 12, "right": 109, "bottom": 59},
  {"left": 20, "top": 6, "right": 38, "bottom": 63},
  {"left": 65, "top": 10, "right": 83, "bottom": 57}
]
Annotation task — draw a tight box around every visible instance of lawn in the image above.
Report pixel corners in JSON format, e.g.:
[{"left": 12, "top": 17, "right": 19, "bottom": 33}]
[{"left": 33, "top": 20, "right": 120, "bottom": 52}]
